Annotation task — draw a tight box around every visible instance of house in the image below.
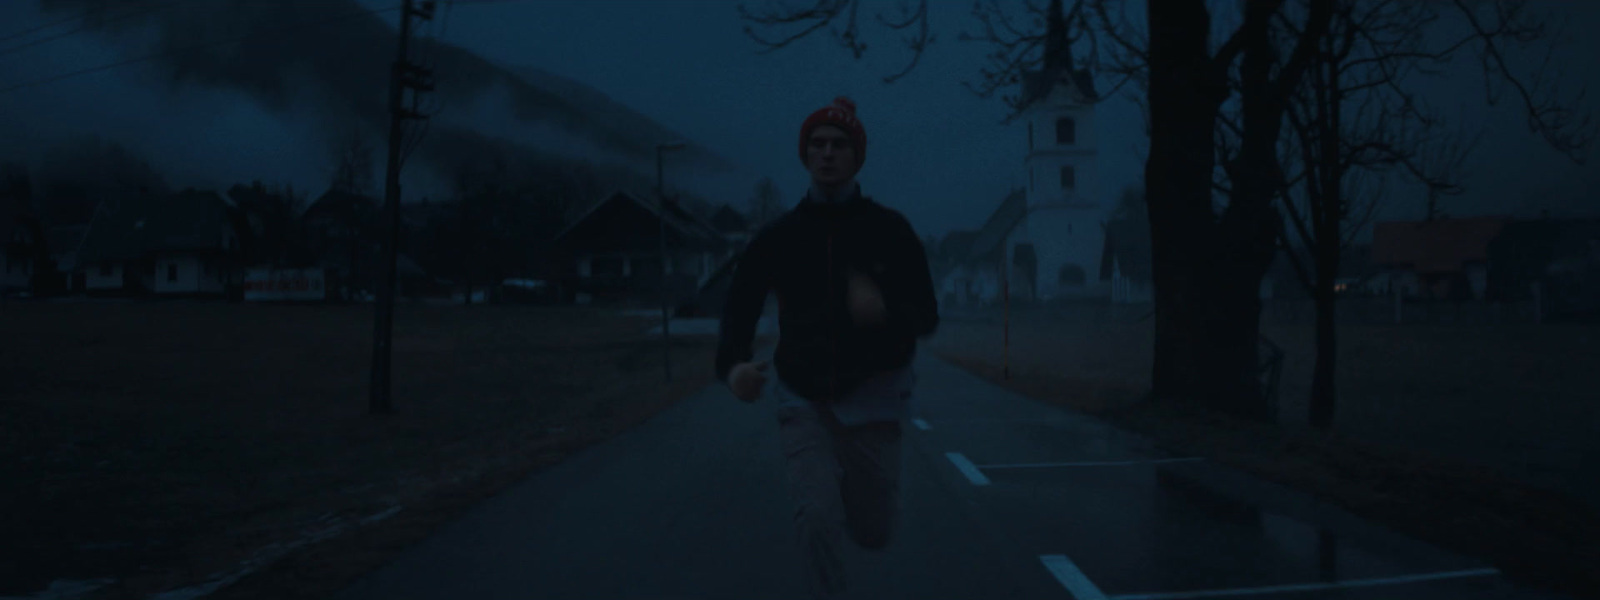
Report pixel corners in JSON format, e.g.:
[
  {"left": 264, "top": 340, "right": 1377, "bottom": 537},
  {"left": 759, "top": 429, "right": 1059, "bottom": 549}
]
[
  {"left": 1487, "top": 216, "right": 1600, "bottom": 319},
  {"left": 1, "top": 201, "right": 41, "bottom": 294},
  {"left": 46, "top": 224, "right": 89, "bottom": 293},
  {"left": 709, "top": 204, "right": 753, "bottom": 251},
  {"left": 1339, "top": 243, "right": 1380, "bottom": 295},
  {"left": 300, "top": 189, "right": 381, "bottom": 299},
  {"left": 940, "top": 190, "right": 1026, "bottom": 307},
  {"left": 930, "top": 229, "right": 979, "bottom": 306},
  {"left": 73, "top": 189, "right": 246, "bottom": 296},
  {"left": 1370, "top": 216, "right": 1511, "bottom": 300},
  {"left": 550, "top": 190, "right": 733, "bottom": 307}
]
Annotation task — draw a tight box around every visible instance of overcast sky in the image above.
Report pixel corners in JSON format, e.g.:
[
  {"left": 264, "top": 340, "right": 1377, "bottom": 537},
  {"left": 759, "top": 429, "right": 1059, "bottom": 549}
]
[{"left": 1, "top": 0, "right": 1596, "bottom": 238}]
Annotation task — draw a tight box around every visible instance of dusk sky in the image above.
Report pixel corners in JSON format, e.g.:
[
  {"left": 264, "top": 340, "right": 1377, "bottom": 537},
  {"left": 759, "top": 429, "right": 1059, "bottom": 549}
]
[{"left": 1, "top": 0, "right": 1596, "bottom": 238}]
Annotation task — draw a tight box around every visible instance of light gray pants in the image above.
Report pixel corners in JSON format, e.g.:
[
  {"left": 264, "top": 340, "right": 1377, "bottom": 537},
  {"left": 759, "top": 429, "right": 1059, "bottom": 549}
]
[{"left": 777, "top": 399, "right": 904, "bottom": 598}]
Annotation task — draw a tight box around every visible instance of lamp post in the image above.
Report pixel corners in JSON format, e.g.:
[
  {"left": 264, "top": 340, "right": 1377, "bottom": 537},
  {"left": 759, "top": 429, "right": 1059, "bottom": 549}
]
[{"left": 657, "top": 142, "right": 687, "bottom": 382}]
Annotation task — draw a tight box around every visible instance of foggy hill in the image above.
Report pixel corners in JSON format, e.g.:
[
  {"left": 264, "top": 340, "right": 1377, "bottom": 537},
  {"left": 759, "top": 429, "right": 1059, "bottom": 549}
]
[{"left": 34, "top": 0, "right": 752, "bottom": 204}]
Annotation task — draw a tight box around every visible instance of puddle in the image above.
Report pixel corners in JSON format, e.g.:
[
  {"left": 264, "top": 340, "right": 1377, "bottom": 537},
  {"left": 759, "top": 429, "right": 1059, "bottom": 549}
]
[
  {"left": 1151, "top": 467, "right": 1395, "bottom": 584},
  {"left": 0, "top": 579, "right": 116, "bottom": 600}
]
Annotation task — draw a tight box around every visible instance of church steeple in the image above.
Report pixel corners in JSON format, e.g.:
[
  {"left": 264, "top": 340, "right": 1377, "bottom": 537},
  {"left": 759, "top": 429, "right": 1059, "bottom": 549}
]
[
  {"left": 1019, "top": 0, "right": 1096, "bottom": 110},
  {"left": 1041, "top": 0, "right": 1070, "bottom": 78}
]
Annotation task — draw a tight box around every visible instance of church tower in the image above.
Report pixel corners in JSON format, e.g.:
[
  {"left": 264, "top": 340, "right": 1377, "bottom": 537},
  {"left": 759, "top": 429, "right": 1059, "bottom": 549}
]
[{"left": 1008, "top": 0, "right": 1108, "bottom": 302}]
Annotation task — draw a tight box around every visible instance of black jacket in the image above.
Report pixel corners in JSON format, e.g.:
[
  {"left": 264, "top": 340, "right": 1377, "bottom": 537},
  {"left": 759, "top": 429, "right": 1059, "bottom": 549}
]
[{"left": 715, "top": 193, "right": 939, "bottom": 402}]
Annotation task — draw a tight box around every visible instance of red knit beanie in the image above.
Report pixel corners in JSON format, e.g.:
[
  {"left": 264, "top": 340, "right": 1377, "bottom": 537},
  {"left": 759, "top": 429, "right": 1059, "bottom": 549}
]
[{"left": 798, "top": 96, "right": 867, "bottom": 168}]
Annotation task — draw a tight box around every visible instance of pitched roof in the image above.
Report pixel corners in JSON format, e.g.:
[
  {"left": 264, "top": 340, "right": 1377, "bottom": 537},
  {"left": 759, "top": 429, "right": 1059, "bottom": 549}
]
[
  {"left": 940, "top": 230, "right": 980, "bottom": 262},
  {"left": 710, "top": 205, "right": 751, "bottom": 234},
  {"left": 76, "top": 189, "right": 236, "bottom": 263},
  {"left": 962, "top": 189, "right": 1029, "bottom": 265},
  {"left": 47, "top": 224, "right": 88, "bottom": 258},
  {"left": 303, "top": 189, "right": 379, "bottom": 224},
  {"left": 1371, "top": 216, "right": 1511, "bottom": 274},
  {"left": 1489, "top": 217, "right": 1600, "bottom": 269},
  {"left": 551, "top": 190, "right": 727, "bottom": 249},
  {"left": 1099, "top": 217, "right": 1151, "bottom": 282}
]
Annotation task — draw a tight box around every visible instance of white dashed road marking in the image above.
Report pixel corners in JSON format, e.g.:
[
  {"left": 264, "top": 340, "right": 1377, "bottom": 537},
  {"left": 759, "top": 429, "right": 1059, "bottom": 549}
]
[
  {"left": 1041, "top": 554, "right": 1110, "bottom": 600},
  {"left": 1107, "top": 568, "right": 1502, "bottom": 599},
  {"left": 945, "top": 452, "right": 991, "bottom": 486},
  {"left": 980, "top": 457, "right": 1204, "bottom": 469}
]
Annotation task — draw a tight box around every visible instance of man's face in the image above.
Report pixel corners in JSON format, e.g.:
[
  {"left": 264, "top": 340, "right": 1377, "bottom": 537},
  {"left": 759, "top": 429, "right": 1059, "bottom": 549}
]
[{"left": 805, "top": 125, "right": 858, "bottom": 187}]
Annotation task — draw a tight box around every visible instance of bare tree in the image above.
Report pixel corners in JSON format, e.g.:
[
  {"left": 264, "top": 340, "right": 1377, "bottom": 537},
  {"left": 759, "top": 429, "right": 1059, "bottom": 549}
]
[
  {"left": 1267, "top": 0, "right": 1590, "bottom": 430},
  {"left": 229, "top": 180, "right": 310, "bottom": 268},
  {"left": 738, "top": 0, "right": 933, "bottom": 84},
  {"left": 330, "top": 126, "right": 377, "bottom": 197},
  {"left": 746, "top": 176, "right": 786, "bottom": 228}
]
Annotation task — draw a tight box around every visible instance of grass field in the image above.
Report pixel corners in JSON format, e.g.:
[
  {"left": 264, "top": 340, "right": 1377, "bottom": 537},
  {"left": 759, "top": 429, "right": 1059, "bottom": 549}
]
[
  {"left": 0, "top": 301, "right": 722, "bottom": 599},
  {"left": 927, "top": 303, "right": 1600, "bottom": 597}
]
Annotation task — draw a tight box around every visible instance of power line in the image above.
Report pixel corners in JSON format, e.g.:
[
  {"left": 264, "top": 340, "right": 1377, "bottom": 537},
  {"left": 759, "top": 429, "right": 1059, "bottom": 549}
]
[
  {"left": 0, "top": 1, "right": 362, "bottom": 56},
  {"left": 0, "top": 4, "right": 402, "bottom": 95},
  {"left": 400, "top": 0, "right": 455, "bottom": 169},
  {"left": 0, "top": 0, "right": 182, "bottom": 45},
  {"left": 0, "top": 0, "right": 198, "bottom": 58}
]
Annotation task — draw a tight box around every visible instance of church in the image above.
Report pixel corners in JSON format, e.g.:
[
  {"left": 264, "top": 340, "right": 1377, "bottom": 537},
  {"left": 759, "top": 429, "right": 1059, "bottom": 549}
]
[{"left": 938, "top": 0, "right": 1149, "bottom": 307}]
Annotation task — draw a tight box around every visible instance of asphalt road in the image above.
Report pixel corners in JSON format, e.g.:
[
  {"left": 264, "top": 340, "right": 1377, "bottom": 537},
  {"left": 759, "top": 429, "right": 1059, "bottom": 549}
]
[{"left": 333, "top": 349, "right": 1571, "bottom": 600}]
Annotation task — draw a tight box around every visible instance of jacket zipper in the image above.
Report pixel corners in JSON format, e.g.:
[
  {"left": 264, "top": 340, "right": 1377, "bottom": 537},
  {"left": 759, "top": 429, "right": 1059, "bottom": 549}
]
[{"left": 828, "top": 232, "right": 836, "bottom": 401}]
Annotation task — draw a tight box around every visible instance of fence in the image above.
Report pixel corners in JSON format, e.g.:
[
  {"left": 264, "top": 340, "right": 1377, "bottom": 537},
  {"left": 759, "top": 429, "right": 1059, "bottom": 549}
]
[{"left": 1261, "top": 297, "right": 1546, "bottom": 326}]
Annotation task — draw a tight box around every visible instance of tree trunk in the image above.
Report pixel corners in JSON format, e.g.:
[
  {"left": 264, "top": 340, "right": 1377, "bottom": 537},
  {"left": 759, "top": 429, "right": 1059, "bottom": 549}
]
[
  {"left": 1146, "top": 0, "right": 1228, "bottom": 406},
  {"left": 1188, "top": 0, "right": 1330, "bottom": 421},
  {"left": 1308, "top": 286, "right": 1337, "bottom": 429},
  {"left": 1199, "top": 262, "right": 1269, "bottom": 420}
]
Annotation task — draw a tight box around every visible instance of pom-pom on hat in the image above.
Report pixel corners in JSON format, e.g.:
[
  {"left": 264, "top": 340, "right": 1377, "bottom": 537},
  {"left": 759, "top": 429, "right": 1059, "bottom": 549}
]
[{"left": 799, "top": 96, "right": 867, "bottom": 168}]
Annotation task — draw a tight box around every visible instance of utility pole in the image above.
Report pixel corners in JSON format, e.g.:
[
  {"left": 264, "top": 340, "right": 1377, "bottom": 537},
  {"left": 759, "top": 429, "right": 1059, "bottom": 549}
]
[
  {"left": 657, "top": 142, "right": 686, "bottom": 382},
  {"left": 370, "top": 0, "right": 435, "bottom": 415}
]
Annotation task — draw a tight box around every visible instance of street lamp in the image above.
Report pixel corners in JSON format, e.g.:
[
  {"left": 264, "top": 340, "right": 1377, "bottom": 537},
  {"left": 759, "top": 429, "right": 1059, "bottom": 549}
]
[{"left": 657, "top": 142, "right": 687, "bottom": 382}]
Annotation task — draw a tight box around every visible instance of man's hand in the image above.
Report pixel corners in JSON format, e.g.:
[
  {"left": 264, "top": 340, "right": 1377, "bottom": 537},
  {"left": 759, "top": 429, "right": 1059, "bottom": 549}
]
[
  {"left": 728, "top": 360, "right": 769, "bottom": 403},
  {"left": 847, "top": 268, "right": 887, "bottom": 326}
]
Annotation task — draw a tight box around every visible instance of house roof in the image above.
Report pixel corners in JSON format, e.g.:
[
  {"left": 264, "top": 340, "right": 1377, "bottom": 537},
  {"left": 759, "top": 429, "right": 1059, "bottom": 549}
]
[
  {"left": 962, "top": 189, "right": 1029, "bottom": 265},
  {"left": 76, "top": 189, "right": 236, "bottom": 263},
  {"left": 1371, "top": 216, "right": 1511, "bottom": 274},
  {"left": 1488, "top": 217, "right": 1600, "bottom": 271},
  {"left": 552, "top": 189, "right": 726, "bottom": 248},
  {"left": 47, "top": 224, "right": 89, "bottom": 258},
  {"left": 710, "top": 205, "right": 750, "bottom": 234},
  {"left": 303, "top": 189, "right": 380, "bottom": 225},
  {"left": 1099, "top": 217, "right": 1151, "bottom": 282},
  {"left": 939, "top": 230, "right": 980, "bottom": 262}
]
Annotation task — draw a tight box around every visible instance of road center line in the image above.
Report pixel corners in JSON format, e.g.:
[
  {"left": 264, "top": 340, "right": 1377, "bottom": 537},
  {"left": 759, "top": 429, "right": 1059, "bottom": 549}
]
[
  {"left": 1108, "top": 568, "right": 1502, "bottom": 600},
  {"left": 945, "top": 452, "right": 991, "bottom": 486},
  {"left": 980, "top": 457, "right": 1204, "bottom": 469},
  {"left": 1040, "top": 554, "right": 1110, "bottom": 600}
]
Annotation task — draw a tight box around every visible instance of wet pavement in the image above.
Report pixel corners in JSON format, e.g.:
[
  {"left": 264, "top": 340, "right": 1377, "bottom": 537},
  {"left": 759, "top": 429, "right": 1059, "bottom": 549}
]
[{"left": 333, "top": 348, "right": 1572, "bottom": 599}]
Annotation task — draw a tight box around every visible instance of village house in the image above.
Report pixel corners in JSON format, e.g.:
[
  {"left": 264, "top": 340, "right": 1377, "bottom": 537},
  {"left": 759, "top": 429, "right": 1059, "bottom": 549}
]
[
  {"left": 709, "top": 204, "right": 752, "bottom": 252},
  {"left": 73, "top": 189, "right": 246, "bottom": 296},
  {"left": 1370, "top": 216, "right": 1511, "bottom": 301},
  {"left": 1, "top": 198, "right": 41, "bottom": 295},
  {"left": 1487, "top": 216, "right": 1600, "bottom": 320},
  {"left": 550, "top": 190, "right": 732, "bottom": 307},
  {"left": 45, "top": 224, "right": 89, "bottom": 293},
  {"left": 940, "top": 190, "right": 1025, "bottom": 307},
  {"left": 1100, "top": 216, "right": 1153, "bottom": 304}
]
